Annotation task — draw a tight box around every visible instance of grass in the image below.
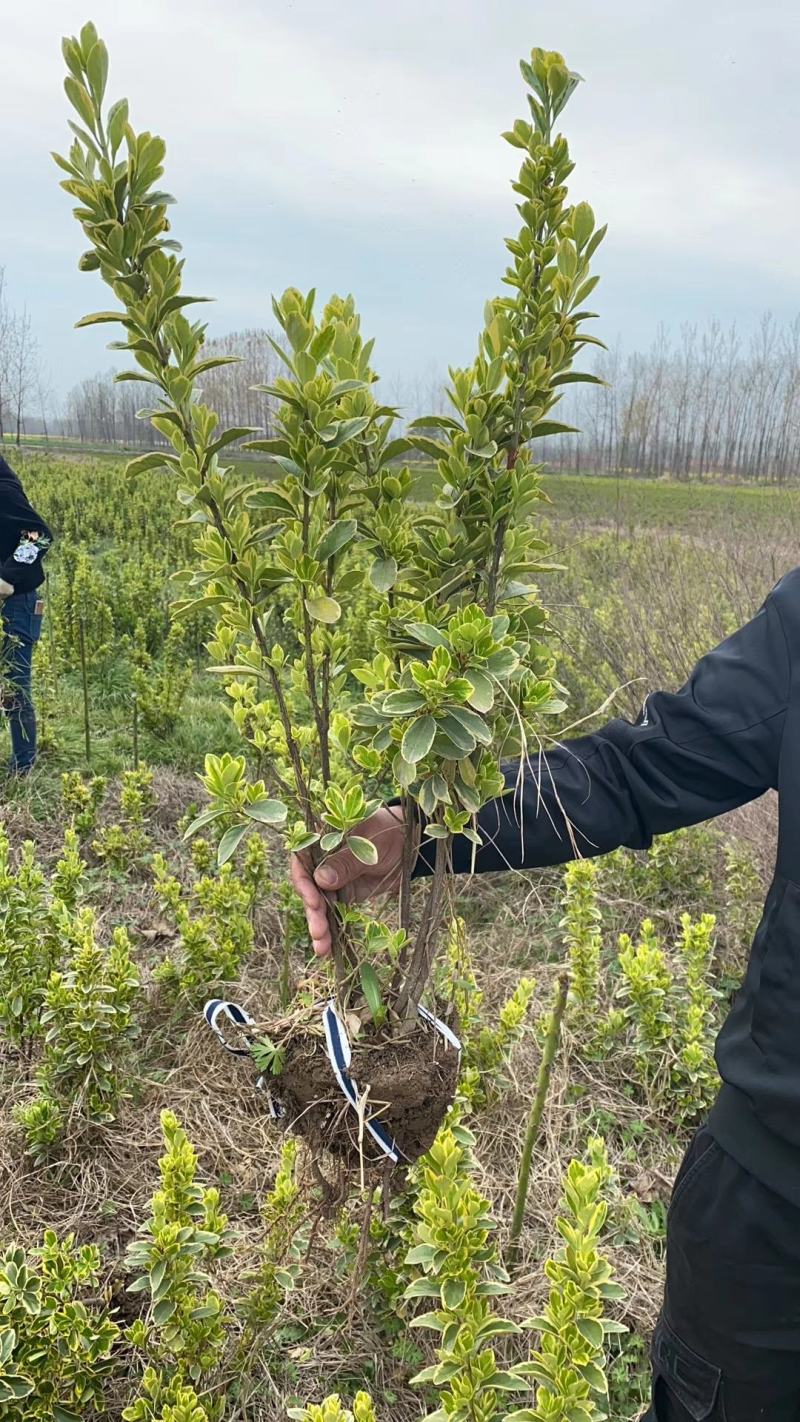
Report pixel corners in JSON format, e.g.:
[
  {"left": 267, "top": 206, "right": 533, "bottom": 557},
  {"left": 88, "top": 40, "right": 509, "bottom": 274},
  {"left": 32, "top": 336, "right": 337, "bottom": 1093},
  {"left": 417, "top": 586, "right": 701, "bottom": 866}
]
[{"left": 0, "top": 448, "right": 788, "bottom": 1417}]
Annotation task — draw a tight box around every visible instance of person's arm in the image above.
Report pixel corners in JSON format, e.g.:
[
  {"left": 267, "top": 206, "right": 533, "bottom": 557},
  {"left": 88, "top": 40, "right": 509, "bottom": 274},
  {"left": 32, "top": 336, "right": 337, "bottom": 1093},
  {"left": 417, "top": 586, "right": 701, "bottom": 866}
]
[
  {"left": 292, "top": 579, "right": 792, "bottom": 954},
  {"left": 419, "top": 582, "right": 791, "bottom": 876},
  {"left": 0, "top": 459, "right": 53, "bottom": 594}
]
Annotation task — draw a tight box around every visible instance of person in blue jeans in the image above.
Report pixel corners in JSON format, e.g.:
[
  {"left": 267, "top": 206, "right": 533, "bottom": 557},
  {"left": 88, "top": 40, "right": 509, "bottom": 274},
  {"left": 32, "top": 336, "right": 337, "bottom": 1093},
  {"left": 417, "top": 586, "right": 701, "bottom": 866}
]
[{"left": 0, "top": 455, "right": 52, "bottom": 776}]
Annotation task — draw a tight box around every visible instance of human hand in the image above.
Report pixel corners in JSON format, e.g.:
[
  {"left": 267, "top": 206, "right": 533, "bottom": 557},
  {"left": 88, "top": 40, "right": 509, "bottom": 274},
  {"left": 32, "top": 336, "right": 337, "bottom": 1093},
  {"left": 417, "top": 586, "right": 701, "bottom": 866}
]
[
  {"left": 0, "top": 579, "right": 14, "bottom": 598},
  {"left": 290, "top": 805, "right": 407, "bottom": 958}
]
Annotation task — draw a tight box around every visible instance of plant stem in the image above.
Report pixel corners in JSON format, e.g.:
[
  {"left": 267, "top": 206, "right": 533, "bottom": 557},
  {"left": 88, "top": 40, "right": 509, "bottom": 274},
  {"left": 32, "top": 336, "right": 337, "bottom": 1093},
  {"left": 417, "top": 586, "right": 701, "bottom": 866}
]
[
  {"left": 280, "top": 910, "right": 293, "bottom": 1009},
  {"left": 131, "top": 691, "right": 139, "bottom": 770},
  {"left": 508, "top": 972, "right": 569, "bottom": 1260},
  {"left": 300, "top": 490, "right": 330, "bottom": 783},
  {"left": 398, "top": 834, "right": 451, "bottom": 1017},
  {"left": 78, "top": 616, "right": 91, "bottom": 764},
  {"left": 398, "top": 796, "right": 415, "bottom": 934}
]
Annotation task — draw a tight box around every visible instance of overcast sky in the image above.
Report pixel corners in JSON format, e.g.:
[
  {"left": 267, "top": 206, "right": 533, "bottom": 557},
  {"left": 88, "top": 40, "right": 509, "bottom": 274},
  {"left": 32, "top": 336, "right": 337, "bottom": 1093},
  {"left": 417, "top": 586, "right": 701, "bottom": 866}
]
[{"left": 3, "top": 0, "right": 799, "bottom": 405}]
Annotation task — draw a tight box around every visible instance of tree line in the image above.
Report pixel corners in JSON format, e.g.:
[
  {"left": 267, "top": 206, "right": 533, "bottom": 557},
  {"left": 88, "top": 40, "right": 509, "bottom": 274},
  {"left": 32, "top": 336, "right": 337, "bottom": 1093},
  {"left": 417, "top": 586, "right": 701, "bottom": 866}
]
[
  {"left": 33, "top": 313, "right": 800, "bottom": 484},
  {"left": 542, "top": 315, "right": 800, "bottom": 483},
  {"left": 0, "top": 267, "right": 48, "bottom": 444}
]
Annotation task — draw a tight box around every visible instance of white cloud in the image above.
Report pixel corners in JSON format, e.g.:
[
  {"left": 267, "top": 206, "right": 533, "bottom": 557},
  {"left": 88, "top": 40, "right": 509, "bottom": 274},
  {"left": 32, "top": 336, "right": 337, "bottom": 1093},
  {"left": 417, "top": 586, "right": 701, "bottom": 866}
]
[{"left": 3, "top": 0, "right": 800, "bottom": 395}]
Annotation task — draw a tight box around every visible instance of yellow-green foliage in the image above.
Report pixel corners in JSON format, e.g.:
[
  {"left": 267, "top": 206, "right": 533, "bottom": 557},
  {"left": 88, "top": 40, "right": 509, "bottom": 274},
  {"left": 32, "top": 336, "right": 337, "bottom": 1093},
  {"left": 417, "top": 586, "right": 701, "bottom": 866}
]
[
  {"left": 723, "top": 841, "right": 762, "bottom": 951},
  {"left": 133, "top": 622, "right": 193, "bottom": 736},
  {"left": 617, "top": 919, "right": 672, "bottom": 1058},
  {"left": 61, "top": 770, "right": 108, "bottom": 835},
  {"left": 309, "top": 1135, "right": 621, "bottom": 1422},
  {"left": 443, "top": 917, "right": 535, "bottom": 1107},
  {"left": 0, "top": 828, "right": 78, "bottom": 1049},
  {"left": 124, "top": 1112, "right": 232, "bottom": 1422},
  {"left": 611, "top": 911, "right": 720, "bottom": 1117},
  {"left": 403, "top": 1126, "right": 524, "bottom": 1419},
  {"left": 0, "top": 1232, "right": 119, "bottom": 1419},
  {"left": 290, "top": 1395, "right": 378, "bottom": 1422},
  {"left": 53, "top": 546, "right": 115, "bottom": 665},
  {"left": 516, "top": 1140, "right": 624, "bottom": 1421},
  {"left": 562, "top": 860, "right": 602, "bottom": 1021},
  {"left": 14, "top": 909, "right": 139, "bottom": 1156},
  {"left": 674, "top": 912, "right": 719, "bottom": 1113},
  {"left": 152, "top": 852, "right": 255, "bottom": 997},
  {"left": 93, "top": 768, "right": 155, "bottom": 869},
  {"left": 241, "top": 1140, "right": 307, "bottom": 1332}
]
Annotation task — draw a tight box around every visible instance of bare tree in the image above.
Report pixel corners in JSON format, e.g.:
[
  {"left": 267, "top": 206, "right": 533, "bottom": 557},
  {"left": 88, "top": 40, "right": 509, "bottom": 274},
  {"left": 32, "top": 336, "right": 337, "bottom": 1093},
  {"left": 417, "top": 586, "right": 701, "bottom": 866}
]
[
  {"left": 0, "top": 268, "right": 11, "bottom": 442},
  {"left": 545, "top": 315, "right": 800, "bottom": 484}
]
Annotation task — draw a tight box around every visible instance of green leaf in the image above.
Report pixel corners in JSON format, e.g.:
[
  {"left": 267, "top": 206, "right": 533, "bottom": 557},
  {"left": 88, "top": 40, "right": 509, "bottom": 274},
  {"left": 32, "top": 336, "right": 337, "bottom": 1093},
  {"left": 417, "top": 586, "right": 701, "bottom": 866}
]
[
  {"left": 272, "top": 454, "right": 305, "bottom": 478},
  {"left": 243, "top": 798, "right": 288, "bottom": 826},
  {"left": 551, "top": 371, "right": 604, "bottom": 387},
  {"left": 106, "top": 97, "right": 129, "bottom": 154},
  {"left": 401, "top": 715, "right": 436, "bottom": 764},
  {"left": 435, "top": 712, "right": 476, "bottom": 754},
  {"left": 218, "top": 823, "right": 248, "bottom": 866},
  {"left": 464, "top": 669, "right": 495, "bottom": 712},
  {"left": 305, "top": 596, "right": 341, "bottom": 624},
  {"left": 328, "top": 415, "right": 370, "bottom": 447},
  {"left": 315, "top": 519, "right": 357, "bottom": 562},
  {"left": 245, "top": 489, "right": 298, "bottom": 517},
  {"left": 383, "top": 690, "right": 426, "bottom": 715},
  {"left": 348, "top": 835, "right": 379, "bottom": 866},
  {"left": 370, "top": 556, "right": 398, "bottom": 593},
  {"left": 74, "top": 311, "right": 126, "bottom": 328},
  {"left": 360, "top": 963, "right": 384, "bottom": 1021},
  {"left": 126, "top": 451, "right": 178, "bottom": 477},
  {"left": 209, "top": 426, "right": 259, "bottom": 455},
  {"left": 404, "top": 1244, "right": 437, "bottom": 1265},
  {"left": 403, "top": 1279, "right": 441, "bottom": 1300},
  {"left": 407, "top": 622, "right": 449, "bottom": 648},
  {"left": 487, "top": 1372, "right": 531, "bottom": 1392},
  {"left": 381, "top": 437, "right": 412, "bottom": 463},
  {"left": 407, "top": 434, "right": 446, "bottom": 459},
  {"left": 63, "top": 76, "right": 97, "bottom": 130},
  {"left": 183, "top": 807, "right": 227, "bottom": 839},
  {"left": 0, "top": 1378, "right": 34, "bottom": 1404},
  {"left": 442, "top": 1278, "right": 466, "bottom": 1310},
  {"left": 475, "top": 1319, "right": 521, "bottom": 1341},
  {"left": 576, "top": 1316, "right": 604, "bottom": 1349},
  {"left": 152, "top": 1298, "right": 177, "bottom": 1326},
  {"left": 572, "top": 199, "right": 595, "bottom": 248},
  {"left": 85, "top": 40, "right": 109, "bottom": 107},
  {"left": 445, "top": 705, "right": 492, "bottom": 745},
  {"left": 530, "top": 420, "right": 579, "bottom": 438}
]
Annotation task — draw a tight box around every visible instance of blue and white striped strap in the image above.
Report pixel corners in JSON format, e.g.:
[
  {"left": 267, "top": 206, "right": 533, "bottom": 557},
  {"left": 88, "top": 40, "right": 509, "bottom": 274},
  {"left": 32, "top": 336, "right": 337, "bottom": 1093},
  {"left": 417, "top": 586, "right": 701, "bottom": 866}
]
[
  {"left": 322, "top": 1001, "right": 400, "bottom": 1163},
  {"left": 203, "top": 999, "right": 284, "bottom": 1120},
  {"left": 321, "top": 999, "right": 462, "bottom": 1166}
]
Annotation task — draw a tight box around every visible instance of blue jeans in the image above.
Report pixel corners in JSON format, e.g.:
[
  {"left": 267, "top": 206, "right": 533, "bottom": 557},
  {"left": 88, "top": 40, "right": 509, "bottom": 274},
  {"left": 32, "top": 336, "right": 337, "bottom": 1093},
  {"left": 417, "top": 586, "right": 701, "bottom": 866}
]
[{"left": 1, "top": 591, "right": 43, "bottom": 772}]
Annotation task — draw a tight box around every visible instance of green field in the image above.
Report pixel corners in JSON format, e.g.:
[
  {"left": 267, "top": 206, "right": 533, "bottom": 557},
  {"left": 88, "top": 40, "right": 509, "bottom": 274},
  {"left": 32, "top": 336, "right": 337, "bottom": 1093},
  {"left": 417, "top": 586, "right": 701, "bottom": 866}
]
[{"left": 0, "top": 451, "right": 784, "bottom": 1420}]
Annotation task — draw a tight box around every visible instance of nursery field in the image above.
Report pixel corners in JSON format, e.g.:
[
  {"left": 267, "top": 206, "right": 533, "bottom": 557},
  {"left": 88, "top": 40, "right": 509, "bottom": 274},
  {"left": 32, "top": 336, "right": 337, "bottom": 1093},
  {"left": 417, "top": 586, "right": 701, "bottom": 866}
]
[
  {"left": 1, "top": 28, "right": 791, "bottom": 1422},
  {"left": 0, "top": 450, "right": 779, "bottom": 1421}
]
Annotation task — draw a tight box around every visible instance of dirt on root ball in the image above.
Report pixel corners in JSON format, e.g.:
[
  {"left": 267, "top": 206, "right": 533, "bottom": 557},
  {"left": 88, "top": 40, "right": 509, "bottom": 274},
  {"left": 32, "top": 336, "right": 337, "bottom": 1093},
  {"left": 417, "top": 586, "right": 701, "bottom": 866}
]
[{"left": 276, "top": 1020, "right": 460, "bottom": 1170}]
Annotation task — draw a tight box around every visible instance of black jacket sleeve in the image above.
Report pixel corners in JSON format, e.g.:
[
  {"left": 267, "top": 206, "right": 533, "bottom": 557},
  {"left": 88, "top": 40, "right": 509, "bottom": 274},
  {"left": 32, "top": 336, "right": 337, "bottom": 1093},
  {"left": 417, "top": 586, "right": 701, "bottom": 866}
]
[
  {"left": 0, "top": 457, "right": 53, "bottom": 594},
  {"left": 418, "top": 583, "right": 791, "bottom": 876}
]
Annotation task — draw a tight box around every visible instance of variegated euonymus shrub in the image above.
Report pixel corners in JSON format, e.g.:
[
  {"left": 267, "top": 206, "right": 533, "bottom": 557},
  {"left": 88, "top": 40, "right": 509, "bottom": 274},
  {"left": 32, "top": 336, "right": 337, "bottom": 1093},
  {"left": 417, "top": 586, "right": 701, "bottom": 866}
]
[{"left": 56, "top": 23, "right": 604, "bottom": 1135}]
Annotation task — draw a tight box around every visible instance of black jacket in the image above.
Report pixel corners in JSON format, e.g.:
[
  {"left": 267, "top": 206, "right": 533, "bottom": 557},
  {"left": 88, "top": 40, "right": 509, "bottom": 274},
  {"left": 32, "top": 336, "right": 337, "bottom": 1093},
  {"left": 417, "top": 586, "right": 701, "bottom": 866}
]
[
  {"left": 0, "top": 456, "right": 52, "bottom": 594},
  {"left": 431, "top": 569, "right": 800, "bottom": 1204}
]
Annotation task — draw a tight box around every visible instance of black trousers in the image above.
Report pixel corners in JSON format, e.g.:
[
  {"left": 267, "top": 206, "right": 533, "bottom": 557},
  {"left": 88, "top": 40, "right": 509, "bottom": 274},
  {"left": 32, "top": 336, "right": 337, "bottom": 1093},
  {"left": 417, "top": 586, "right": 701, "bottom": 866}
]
[{"left": 642, "top": 1128, "right": 800, "bottom": 1420}]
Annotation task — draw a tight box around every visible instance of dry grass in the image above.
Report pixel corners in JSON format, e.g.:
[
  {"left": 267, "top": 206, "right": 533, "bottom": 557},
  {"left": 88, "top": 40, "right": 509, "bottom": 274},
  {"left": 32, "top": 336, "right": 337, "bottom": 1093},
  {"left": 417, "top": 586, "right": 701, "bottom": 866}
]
[{"left": 0, "top": 773, "right": 744, "bottom": 1421}]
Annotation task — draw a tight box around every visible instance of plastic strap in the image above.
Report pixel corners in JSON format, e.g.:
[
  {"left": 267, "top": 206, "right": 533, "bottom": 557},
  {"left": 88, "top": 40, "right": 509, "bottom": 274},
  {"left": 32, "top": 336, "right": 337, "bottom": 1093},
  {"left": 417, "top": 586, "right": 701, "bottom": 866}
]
[
  {"left": 203, "top": 999, "right": 283, "bottom": 1120},
  {"left": 321, "top": 999, "right": 462, "bottom": 1165}
]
